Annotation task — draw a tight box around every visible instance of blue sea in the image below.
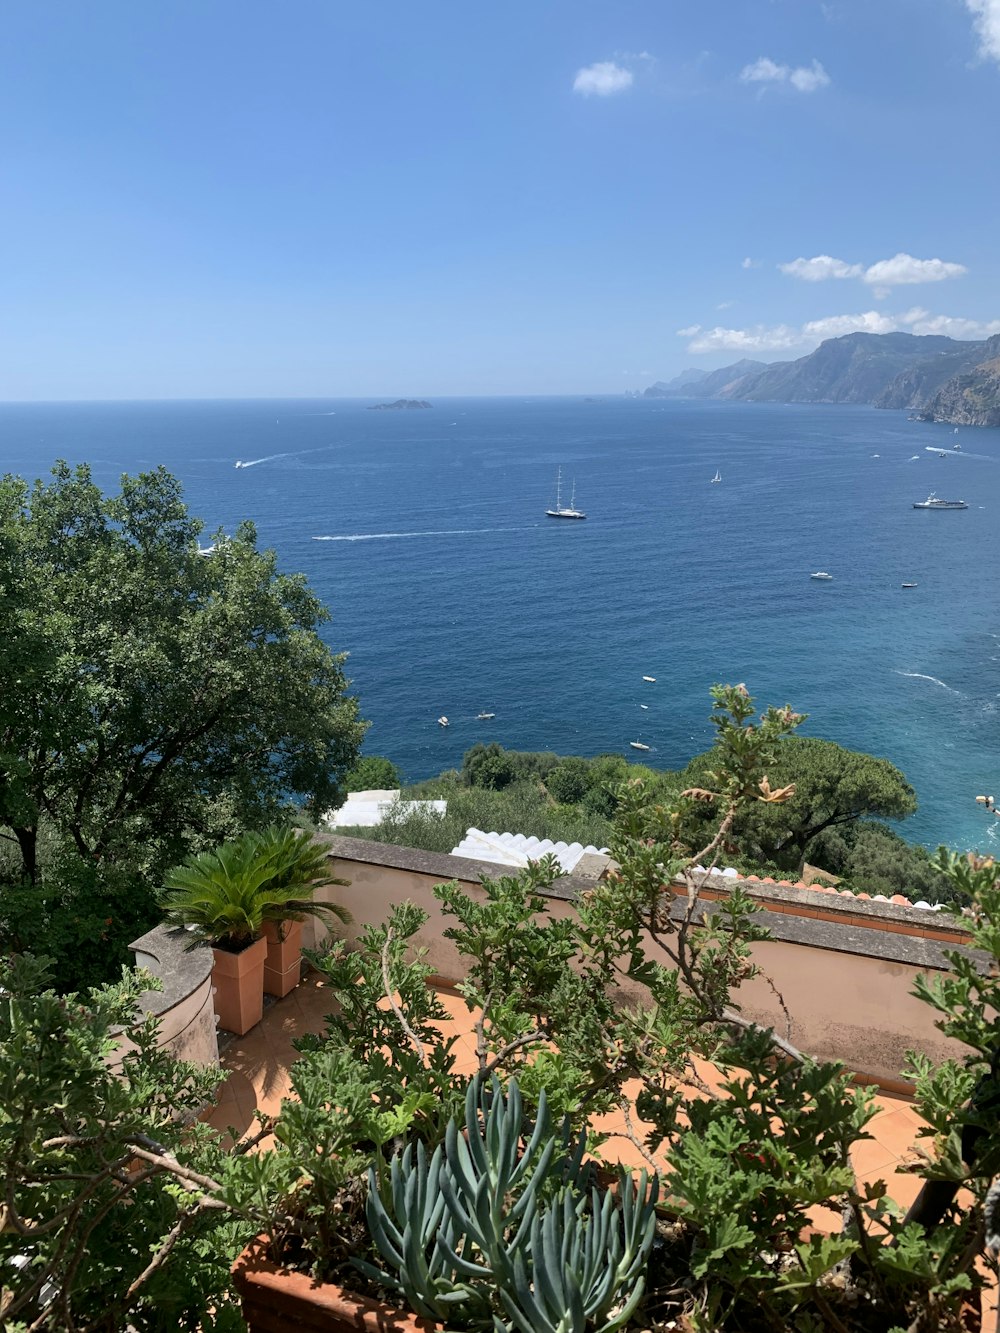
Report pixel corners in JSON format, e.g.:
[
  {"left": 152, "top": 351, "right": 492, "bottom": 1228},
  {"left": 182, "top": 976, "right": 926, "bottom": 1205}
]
[{"left": 3, "top": 395, "right": 998, "bottom": 853}]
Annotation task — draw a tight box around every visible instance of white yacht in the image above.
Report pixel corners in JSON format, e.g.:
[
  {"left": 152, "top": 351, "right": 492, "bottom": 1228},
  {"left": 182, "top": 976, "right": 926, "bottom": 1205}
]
[
  {"left": 913, "top": 493, "right": 968, "bottom": 510},
  {"left": 546, "top": 468, "right": 586, "bottom": 520},
  {"left": 437, "top": 716, "right": 449, "bottom": 727},
  {"left": 810, "top": 572, "right": 834, "bottom": 580}
]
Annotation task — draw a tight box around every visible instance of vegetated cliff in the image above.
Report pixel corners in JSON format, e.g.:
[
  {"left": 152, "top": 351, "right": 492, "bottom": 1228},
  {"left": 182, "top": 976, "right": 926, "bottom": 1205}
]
[
  {"left": 916, "top": 335, "right": 1000, "bottom": 426},
  {"left": 733, "top": 333, "right": 961, "bottom": 404},
  {"left": 873, "top": 341, "right": 991, "bottom": 409},
  {"left": 647, "top": 331, "right": 1000, "bottom": 423}
]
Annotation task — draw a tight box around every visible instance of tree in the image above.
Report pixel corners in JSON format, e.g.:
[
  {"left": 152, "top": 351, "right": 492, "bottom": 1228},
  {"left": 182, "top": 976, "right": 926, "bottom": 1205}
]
[
  {"left": 342, "top": 755, "right": 402, "bottom": 792},
  {"left": 461, "top": 742, "right": 519, "bottom": 791},
  {"left": 0, "top": 462, "right": 366, "bottom": 884},
  {"left": 679, "top": 735, "right": 916, "bottom": 874}
]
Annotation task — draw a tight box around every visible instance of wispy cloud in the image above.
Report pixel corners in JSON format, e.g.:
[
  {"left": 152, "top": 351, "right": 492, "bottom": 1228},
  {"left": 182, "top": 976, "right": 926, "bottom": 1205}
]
[
  {"left": 740, "top": 56, "right": 831, "bottom": 92},
  {"left": 779, "top": 251, "right": 967, "bottom": 299},
  {"left": 741, "top": 256, "right": 761, "bottom": 269},
  {"left": 573, "top": 61, "right": 634, "bottom": 97},
  {"left": 964, "top": 0, "right": 1000, "bottom": 64},
  {"left": 678, "top": 307, "right": 1000, "bottom": 354},
  {"left": 779, "top": 255, "right": 862, "bottom": 281}
]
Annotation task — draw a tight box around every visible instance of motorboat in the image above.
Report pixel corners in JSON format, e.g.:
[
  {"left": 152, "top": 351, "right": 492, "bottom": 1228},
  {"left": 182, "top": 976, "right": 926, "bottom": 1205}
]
[
  {"left": 901, "top": 582, "right": 918, "bottom": 588},
  {"left": 913, "top": 494, "right": 968, "bottom": 510},
  {"left": 437, "top": 716, "right": 449, "bottom": 727},
  {"left": 234, "top": 460, "right": 245, "bottom": 469},
  {"left": 546, "top": 468, "right": 586, "bottom": 520},
  {"left": 810, "top": 572, "right": 833, "bottom": 580},
  {"left": 642, "top": 675, "right": 656, "bottom": 682},
  {"left": 477, "top": 711, "right": 496, "bottom": 720}
]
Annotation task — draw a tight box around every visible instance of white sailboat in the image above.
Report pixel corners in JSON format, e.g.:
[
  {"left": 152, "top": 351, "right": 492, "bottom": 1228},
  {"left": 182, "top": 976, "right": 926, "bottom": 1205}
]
[
  {"left": 711, "top": 469, "right": 721, "bottom": 483},
  {"left": 546, "top": 468, "right": 586, "bottom": 520},
  {"left": 629, "top": 738, "right": 651, "bottom": 752}
]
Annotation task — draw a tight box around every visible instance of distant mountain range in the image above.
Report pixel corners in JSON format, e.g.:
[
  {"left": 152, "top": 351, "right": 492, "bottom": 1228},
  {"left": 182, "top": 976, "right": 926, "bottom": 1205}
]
[{"left": 645, "top": 332, "right": 1000, "bottom": 426}]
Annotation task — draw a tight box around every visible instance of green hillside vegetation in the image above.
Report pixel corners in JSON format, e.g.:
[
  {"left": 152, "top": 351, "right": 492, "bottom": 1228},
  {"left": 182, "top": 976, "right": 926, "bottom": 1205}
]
[{"left": 339, "top": 737, "right": 955, "bottom": 903}]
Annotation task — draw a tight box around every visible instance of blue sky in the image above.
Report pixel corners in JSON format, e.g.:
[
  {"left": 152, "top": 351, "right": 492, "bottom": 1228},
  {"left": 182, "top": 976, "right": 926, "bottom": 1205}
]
[{"left": 1, "top": 0, "right": 997, "bottom": 398}]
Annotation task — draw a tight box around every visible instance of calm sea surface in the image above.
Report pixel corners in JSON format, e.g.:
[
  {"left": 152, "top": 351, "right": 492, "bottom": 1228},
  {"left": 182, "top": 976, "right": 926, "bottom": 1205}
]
[{"left": 3, "top": 395, "right": 998, "bottom": 853}]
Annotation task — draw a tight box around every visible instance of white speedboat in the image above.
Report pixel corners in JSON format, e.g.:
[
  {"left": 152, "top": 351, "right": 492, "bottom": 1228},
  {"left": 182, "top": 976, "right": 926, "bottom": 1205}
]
[
  {"left": 546, "top": 468, "right": 586, "bottom": 520},
  {"left": 913, "top": 494, "right": 968, "bottom": 510},
  {"left": 437, "top": 716, "right": 449, "bottom": 727},
  {"left": 234, "top": 460, "right": 244, "bottom": 469},
  {"left": 902, "top": 582, "right": 917, "bottom": 588},
  {"left": 810, "top": 572, "right": 833, "bottom": 580},
  {"left": 642, "top": 675, "right": 656, "bottom": 682},
  {"left": 477, "top": 711, "right": 495, "bottom": 720}
]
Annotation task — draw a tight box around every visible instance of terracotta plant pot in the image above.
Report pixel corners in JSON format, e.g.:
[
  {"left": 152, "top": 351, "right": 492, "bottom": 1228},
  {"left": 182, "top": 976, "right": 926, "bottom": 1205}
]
[
  {"left": 211, "top": 935, "right": 267, "bottom": 1035},
  {"left": 262, "top": 919, "right": 303, "bottom": 998},
  {"left": 233, "top": 1236, "right": 441, "bottom": 1333}
]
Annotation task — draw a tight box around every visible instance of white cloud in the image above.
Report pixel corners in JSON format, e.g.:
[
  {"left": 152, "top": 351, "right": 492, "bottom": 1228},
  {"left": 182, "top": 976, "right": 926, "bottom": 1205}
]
[
  {"left": 679, "top": 323, "right": 802, "bottom": 353},
  {"left": 779, "top": 254, "right": 862, "bottom": 281},
  {"left": 965, "top": 0, "right": 1000, "bottom": 64},
  {"left": 789, "top": 60, "right": 831, "bottom": 92},
  {"left": 900, "top": 309, "right": 1000, "bottom": 338},
  {"left": 802, "top": 310, "right": 899, "bottom": 338},
  {"left": 862, "top": 253, "right": 967, "bottom": 288},
  {"left": 740, "top": 56, "right": 787, "bottom": 84},
  {"left": 742, "top": 256, "right": 761, "bottom": 269},
  {"left": 778, "top": 251, "right": 967, "bottom": 298},
  {"left": 573, "top": 61, "right": 634, "bottom": 97},
  {"left": 740, "top": 56, "right": 831, "bottom": 91},
  {"left": 678, "top": 306, "right": 999, "bottom": 355},
  {"left": 716, "top": 300, "right": 736, "bottom": 310}
]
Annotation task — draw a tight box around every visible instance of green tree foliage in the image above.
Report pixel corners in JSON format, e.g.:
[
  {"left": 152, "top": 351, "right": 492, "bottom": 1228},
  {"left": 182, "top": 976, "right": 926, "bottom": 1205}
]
[
  {"left": 0, "top": 462, "right": 366, "bottom": 884},
  {"left": 0, "top": 955, "right": 250, "bottom": 1331},
  {"left": 342, "top": 755, "right": 402, "bottom": 792},
  {"left": 811, "top": 819, "right": 955, "bottom": 903},
  {"left": 679, "top": 734, "right": 917, "bottom": 874}
]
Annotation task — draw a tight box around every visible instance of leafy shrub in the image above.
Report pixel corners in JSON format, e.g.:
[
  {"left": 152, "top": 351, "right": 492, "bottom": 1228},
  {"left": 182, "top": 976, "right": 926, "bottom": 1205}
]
[{"left": 342, "top": 755, "right": 402, "bottom": 792}]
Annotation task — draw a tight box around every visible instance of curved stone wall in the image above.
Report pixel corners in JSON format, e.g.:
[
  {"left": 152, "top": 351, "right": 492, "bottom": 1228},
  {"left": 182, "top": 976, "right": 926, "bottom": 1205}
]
[{"left": 109, "top": 923, "right": 219, "bottom": 1071}]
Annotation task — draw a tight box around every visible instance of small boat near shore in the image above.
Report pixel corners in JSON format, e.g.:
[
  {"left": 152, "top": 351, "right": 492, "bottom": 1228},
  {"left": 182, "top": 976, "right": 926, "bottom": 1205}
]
[
  {"left": 811, "top": 572, "right": 833, "bottom": 580},
  {"left": 437, "top": 716, "right": 449, "bottom": 727},
  {"left": 477, "top": 711, "right": 495, "bottom": 720},
  {"left": 629, "top": 739, "right": 651, "bottom": 752}
]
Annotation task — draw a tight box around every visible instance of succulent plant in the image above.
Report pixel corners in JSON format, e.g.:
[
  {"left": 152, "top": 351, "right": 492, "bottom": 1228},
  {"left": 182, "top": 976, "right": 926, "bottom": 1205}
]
[{"left": 359, "top": 1076, "right": 658, "bottom": 1332}]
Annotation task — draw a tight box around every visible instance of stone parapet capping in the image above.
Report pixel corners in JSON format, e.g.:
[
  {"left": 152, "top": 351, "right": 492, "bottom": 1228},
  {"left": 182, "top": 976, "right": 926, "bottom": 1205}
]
[{"left": 114, "top": 923, "right": 220, "bottom": 1071}]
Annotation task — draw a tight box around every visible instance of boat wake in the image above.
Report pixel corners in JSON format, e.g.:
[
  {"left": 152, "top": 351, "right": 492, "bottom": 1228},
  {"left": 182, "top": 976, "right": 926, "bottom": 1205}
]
[
  {"left": 236, "top": 453, "right": 290, "bottom": 468},
  {"left": 313, "top": 526, "right": 537, "bottom": 542},
  {"left": 894, "top": 670, "right": 961, "bottom": 694}
]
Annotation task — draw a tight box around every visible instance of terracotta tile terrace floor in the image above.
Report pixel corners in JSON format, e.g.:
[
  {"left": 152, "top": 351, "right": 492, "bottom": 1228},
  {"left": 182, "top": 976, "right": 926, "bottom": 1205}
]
[{"left": 209, "top": 970, "right": 998, "bottom": 1332}]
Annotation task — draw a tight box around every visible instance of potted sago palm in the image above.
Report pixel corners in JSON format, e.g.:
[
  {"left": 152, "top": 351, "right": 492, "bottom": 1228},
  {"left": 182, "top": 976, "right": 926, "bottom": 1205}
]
[
  {"left": 249, "top": 824, "right": 350, "bottom": 997},
  {"left": 162, "top": 828, "right": 349, "bottom": 1033}
]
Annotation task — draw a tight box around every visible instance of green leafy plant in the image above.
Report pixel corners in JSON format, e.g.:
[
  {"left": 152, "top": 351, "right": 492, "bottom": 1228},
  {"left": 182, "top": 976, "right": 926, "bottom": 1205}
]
[
  {"left": 161, "top": 827, "right": 348, "bottom": 950},
  {"left": 0, "top": 955, "right": 251, "bottom": 1332},
  {"left": 360, "top": 1076, "right": 657, "bottom": 1332}
]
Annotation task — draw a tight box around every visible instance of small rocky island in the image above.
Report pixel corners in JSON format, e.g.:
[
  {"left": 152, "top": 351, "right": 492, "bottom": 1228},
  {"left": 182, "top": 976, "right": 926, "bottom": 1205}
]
[{"left": 367, "top": 399, "right": 432, "bottom": 411}]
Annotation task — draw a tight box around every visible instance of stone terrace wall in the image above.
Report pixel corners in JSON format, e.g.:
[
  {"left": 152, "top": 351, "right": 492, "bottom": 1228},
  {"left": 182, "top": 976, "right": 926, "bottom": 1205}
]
[{"left": 310, "top": 836, "right": 975, "bottom": 1091}]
